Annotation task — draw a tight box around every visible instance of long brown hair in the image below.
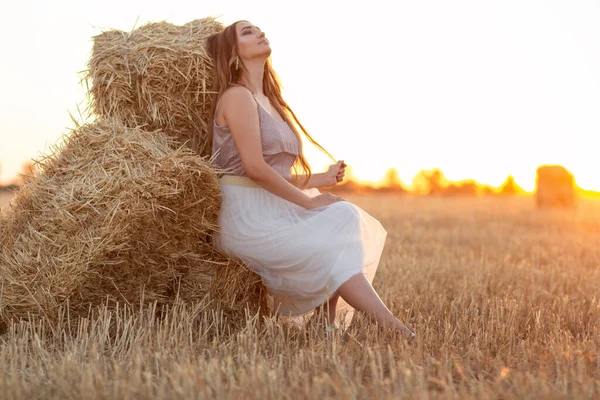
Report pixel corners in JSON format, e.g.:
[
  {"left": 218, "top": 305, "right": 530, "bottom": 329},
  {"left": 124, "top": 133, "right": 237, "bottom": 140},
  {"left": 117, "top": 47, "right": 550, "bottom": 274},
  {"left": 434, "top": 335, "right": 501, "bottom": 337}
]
[{"left": 204, "top": 20, "right": 336, "bottom": 187}]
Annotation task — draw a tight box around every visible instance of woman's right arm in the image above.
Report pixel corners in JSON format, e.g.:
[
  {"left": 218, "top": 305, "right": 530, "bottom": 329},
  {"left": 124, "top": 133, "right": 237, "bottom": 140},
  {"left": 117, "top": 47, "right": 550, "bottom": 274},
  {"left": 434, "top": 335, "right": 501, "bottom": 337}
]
[{"left": 219, "top": 87, "right": 342, "bottom": 210}]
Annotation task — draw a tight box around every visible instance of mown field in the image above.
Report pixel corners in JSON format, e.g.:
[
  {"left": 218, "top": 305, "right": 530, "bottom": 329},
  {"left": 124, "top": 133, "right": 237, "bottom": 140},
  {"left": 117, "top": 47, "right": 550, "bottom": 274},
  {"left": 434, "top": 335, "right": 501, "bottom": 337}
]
[{"left": 0, "top": 191, "right": 599, "bottom": 399}]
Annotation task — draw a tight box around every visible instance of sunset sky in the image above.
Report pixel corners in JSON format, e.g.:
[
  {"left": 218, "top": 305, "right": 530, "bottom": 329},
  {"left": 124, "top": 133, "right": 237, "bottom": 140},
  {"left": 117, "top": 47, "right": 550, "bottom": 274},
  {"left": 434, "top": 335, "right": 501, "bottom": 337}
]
[{"left": 0, "top": 0, "right": 598, "bottom": 191}]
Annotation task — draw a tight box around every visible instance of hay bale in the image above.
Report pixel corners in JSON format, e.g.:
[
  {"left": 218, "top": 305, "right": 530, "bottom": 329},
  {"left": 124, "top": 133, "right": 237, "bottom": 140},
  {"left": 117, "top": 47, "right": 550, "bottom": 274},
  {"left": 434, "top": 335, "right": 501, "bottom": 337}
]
[
  {"left": 84, "top": 18, "right": 223, "bottom": 156},
  {"left": 535, "top": 165, "right": 577, "bottom": 208},
  {"left": 0, "top": 119, "right": 266, "bottom": 327}
]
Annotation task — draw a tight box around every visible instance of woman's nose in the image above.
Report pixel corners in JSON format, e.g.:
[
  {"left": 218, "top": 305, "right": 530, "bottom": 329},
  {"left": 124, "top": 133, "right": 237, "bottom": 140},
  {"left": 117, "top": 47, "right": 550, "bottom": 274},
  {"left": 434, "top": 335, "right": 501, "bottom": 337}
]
[{"left": 258, "top": 30, "right": 265, "bottom": 38}]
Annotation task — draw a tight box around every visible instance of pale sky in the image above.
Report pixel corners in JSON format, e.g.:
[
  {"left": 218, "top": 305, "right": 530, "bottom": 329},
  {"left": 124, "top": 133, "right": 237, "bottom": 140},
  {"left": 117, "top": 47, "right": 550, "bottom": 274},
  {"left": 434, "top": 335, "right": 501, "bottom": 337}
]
[{"left": 1, "top": 0, "right": 598, "bottom": 191}]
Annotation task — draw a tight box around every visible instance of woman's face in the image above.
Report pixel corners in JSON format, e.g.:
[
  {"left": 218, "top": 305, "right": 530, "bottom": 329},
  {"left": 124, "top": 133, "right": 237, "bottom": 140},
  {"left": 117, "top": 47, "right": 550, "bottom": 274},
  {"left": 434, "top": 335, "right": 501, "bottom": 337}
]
[{"left": 235, "top": 21, "right": 271, "bottom": 61}]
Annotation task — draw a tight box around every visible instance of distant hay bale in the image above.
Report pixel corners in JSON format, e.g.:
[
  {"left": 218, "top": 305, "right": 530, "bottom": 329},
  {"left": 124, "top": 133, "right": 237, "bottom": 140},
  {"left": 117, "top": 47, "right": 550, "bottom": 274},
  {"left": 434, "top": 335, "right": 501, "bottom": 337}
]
[
  {"left": 0, "top": 119, "right": 267, "bottom": 328},
  {"left": 85, "top": 18, "right": 223, "bottom": 156},
  {"left": 535, "top": 165, "right": 577, "bottom": 208}
]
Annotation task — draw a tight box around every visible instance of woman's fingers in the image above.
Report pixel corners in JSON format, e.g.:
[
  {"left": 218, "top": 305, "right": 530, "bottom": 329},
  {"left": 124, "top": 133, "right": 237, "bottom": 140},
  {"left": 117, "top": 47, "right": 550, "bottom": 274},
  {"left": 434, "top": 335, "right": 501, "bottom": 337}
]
[{"left": 329, "top": 193, "right": 344, "bottom": 202}]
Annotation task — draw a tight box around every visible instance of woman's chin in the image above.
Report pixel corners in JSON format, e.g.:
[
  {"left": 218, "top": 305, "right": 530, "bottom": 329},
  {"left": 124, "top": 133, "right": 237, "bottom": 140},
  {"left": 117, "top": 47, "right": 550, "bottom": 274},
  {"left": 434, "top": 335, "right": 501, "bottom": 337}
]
[{"left": 259, "top": 47, "right": 272, "bottom": 58}]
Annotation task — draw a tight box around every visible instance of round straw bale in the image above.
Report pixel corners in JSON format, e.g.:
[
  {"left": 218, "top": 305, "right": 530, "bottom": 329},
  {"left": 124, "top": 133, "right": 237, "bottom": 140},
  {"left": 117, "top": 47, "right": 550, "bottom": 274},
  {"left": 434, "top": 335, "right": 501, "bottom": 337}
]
[
  {"left": 84, "top": 18, "right": 223, "bottom": 156},
  {"left": 535, "top": 165, "right": 577, "bottom": 208},
  {"left": 0, "top": 119, "right": 266, "bottom": 328}
]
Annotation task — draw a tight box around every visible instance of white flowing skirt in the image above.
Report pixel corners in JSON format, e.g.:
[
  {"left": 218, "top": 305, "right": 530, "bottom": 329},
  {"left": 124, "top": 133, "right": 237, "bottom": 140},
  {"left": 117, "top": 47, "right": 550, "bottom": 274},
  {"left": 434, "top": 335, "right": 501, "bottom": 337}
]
[{"left": 211, "top": 175, "right": 387, "bottom": 329}]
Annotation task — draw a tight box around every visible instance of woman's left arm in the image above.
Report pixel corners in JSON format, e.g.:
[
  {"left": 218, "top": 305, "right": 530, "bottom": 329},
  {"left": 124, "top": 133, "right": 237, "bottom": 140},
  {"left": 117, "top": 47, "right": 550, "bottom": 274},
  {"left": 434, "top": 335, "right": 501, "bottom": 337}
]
[{"left": 286, "top": 173, "right": 327, "bottom": 189}]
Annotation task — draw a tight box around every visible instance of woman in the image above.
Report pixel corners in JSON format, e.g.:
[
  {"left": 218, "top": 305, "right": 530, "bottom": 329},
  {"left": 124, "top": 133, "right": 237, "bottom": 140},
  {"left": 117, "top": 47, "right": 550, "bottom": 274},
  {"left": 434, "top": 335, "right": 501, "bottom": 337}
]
[{"left": 205, "top": 20, "right": 415, "bottom": 340}]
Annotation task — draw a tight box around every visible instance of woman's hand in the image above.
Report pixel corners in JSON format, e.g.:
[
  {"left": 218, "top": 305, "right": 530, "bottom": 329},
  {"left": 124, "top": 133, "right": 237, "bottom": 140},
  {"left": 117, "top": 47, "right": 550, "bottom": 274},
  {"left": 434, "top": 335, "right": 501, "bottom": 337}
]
[
  {"left": 323, "top": 160, "right": 346, "bottom": 187},
  {"left": 306, "top": 193, "right": 346, "bottom": 210}
]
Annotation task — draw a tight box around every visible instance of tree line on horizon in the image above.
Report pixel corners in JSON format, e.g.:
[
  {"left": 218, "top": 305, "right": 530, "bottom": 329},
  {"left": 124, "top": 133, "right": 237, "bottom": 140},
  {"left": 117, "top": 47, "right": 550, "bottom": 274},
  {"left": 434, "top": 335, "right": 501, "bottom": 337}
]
[
  {"left": 326, "top": 165, "right": 528, "bottom": 197},
  {"left": 1, "top": 160, "right": 598, "bottom": 198},
  {"left": 327, "top": 165, "right": 599, "bottom": 198}
]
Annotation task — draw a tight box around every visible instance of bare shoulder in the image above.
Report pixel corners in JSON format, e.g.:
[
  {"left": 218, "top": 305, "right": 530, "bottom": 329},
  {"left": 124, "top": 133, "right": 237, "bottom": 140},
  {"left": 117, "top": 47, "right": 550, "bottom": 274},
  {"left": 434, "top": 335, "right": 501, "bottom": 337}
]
[
  {"left": 220, "top": 86, "right": 255, "bottom": 110},
  {"left": 218, "top": 86, "right": 260, "bottom": 130},
  {"left": 216, "top": 86, "right": 257, "bottom": 126}
]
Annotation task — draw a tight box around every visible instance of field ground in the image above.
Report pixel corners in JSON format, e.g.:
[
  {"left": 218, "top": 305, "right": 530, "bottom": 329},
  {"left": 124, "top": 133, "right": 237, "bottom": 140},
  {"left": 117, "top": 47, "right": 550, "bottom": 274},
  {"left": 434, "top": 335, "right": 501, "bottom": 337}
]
[{"left": 1, "top": 191, "right": 600, "bottom": 399}]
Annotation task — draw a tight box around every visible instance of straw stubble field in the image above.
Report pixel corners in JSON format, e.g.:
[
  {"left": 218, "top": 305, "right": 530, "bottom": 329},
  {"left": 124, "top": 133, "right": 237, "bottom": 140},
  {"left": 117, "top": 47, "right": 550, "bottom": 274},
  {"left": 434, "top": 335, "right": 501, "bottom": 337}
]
[{"left": 0, "top": 192, "right": 599, "bottom": 399}]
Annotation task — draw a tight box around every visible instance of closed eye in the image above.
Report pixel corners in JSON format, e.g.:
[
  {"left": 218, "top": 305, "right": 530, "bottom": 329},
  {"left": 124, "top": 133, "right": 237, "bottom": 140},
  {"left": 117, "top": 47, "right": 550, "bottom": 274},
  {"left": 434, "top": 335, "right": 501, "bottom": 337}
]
[{"left": 241, "top": 26, "right": 261, "bottom": 35}]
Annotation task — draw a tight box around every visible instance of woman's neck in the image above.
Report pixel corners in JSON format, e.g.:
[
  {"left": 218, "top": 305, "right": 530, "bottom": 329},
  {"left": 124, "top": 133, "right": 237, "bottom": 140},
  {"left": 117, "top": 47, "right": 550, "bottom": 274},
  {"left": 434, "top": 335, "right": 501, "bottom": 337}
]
[{"left": 241, "top": 59, "right": 265, "bottom": 96}]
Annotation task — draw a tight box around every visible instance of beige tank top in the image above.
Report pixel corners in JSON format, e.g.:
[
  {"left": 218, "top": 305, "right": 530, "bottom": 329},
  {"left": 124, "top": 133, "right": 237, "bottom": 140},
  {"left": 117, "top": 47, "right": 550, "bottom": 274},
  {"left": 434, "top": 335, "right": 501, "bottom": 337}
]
[{"left": 211, "top": 96, "right": 301, "bottom": 179}]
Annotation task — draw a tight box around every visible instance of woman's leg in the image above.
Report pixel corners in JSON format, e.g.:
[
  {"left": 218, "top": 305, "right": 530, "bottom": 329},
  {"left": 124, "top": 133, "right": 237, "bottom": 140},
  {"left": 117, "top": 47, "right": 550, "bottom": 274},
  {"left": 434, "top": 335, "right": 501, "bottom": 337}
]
[
  {"left": 338, "top": 272, "right": 414, "bottom": 337},
  {"left": 311, "top": 291, "right": 340, "bottom": 325}
]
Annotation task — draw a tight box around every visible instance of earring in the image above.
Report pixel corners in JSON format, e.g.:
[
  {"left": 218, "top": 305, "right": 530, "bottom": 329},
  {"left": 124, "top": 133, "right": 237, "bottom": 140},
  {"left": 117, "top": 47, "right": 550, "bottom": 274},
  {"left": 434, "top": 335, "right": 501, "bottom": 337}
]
[{"left": 235, "top": 57, "right": 239, "bottom": 71}]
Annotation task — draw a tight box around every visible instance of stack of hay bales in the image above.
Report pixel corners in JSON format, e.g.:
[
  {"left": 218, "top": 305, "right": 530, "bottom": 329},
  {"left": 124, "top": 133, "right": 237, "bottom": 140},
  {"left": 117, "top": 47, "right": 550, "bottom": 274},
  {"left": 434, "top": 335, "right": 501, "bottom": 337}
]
[
  {"left": 535, "top": 165, "right": 577, "bottom": 208},
  {"left": 86, "top": 18, "right": 222, "bottom": 156},
  {"left": 0, "top": 17, "right": 268, "bottom": 329}
]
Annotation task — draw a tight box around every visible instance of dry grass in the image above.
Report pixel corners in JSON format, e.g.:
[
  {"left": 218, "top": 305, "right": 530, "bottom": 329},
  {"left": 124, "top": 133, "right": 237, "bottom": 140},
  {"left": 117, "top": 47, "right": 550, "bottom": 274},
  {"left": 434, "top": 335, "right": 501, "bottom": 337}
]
[{"left": 0, "top": 193, "right": 599, "bottom": 399}]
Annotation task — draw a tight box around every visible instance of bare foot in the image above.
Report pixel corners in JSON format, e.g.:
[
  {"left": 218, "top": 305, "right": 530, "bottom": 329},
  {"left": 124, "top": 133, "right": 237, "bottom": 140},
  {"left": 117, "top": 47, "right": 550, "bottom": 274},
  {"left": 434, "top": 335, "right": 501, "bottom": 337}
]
[
  {"left": 383, "top": 324, "right": 416, "bottom": 343},
  {"left": 399, "top": 326, "right": 416, "bottom": 343}
]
